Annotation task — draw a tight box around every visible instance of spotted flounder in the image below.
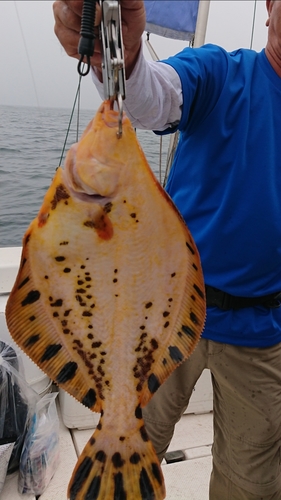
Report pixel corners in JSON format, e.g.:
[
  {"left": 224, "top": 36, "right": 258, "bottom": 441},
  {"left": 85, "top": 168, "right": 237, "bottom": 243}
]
[{"left": 6, "top": 100, "right": 205, "bottom": 500}]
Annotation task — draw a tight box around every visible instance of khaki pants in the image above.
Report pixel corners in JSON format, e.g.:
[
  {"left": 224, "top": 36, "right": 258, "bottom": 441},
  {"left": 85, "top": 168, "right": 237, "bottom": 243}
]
[{"left": 143, "top": 339, "right": 281, "bottom": 499}]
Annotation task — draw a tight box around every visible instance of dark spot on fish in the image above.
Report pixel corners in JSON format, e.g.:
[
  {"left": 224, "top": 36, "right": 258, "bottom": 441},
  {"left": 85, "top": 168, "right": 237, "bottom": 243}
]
[
  {"left": 113, "top": 278, "right": 118, "bottom": 283},
  {"left": 25, "top": 334, "right": 40, "bottom": 347},
  {"left": 18, "top": 276, "right": 30, "bottom": 289},
  {"left": 82, "top": 388, "right": 97, "bottom": 409},
  {"left": 86, "top": 476, "right": 101, "bottom": 500},
  {"left": 140, "top": 426, "right": 149, "bottom": 442},
  {"left": 76, "top": 295, "right": 83, "bottom": 303},
  {"left": 85, "top": 277, "right": 92, "bottom": 282},
  {"left": 130, "top": 213, "right": 136, "bottom": 218},
  {"left": 162, "top": 358, "right": 167, "bottom": 365},
  {"left": 145, "top": 302, "right": 152, "bottom": 309},
  {"left": 136, "top": 382, "right": 142, "bottom": 392},
  {"left": 53, "top": 312, "right": 59, "bottom": 318},
  {"left": 50, "top": 299, "right": 63, "bottom": 307},
  {"left": 25, "top": 234, "right": 31, "bottom": 245},
  {"left": 140, "top": 332, "right": 147, "bottom": 339},
  {"left": 104, "top": 202, "right": 112, "bottom": 213},
  {"left": 21, "top": 257, "right": 27, "bottom": 268},
  {"left": 186, "top": 241, "right": 195, "bottom": 255},
  {"left": 114, "top": 472, "right": 126, "bottom": 500},
  {"left": 57, "top": 361, "right": 78, "bottom": 383},
  {"left": 163, "top": 311, "right": 170, "bottom": 318},
  {"left": 51, "top": 184, "right": 70, "bottom": 210},
  {"left": 92, "top": 342, "right": 102, "bottom": 348},
  {"left": 148, "top": 373, "right": 160, "bottom": 393},
  {"left": 97, "top": 422, "right": 102, "bottom": 430},
  {"left": 77, "top": 288, "right": 86, "bottom": 294},
  {"left": 21, "top": 290, "right": 40, "bottom": 306},
  {"left": 152, "top": 462, "right": 163, "bottom": 485},
  {"left": 88, "top": 333, "right": 94, "bottom": 340},
  {"left": 193, "top": 283, "right": 204, "bottom": 299},
  {"left": 90, "top": 353, "right": 97, "bottom": 359},
  {"left": 150, "top": 339, "right": 158, "bottom": 350},
  {"left": 140, "top": 326, "right": 145, "bottom": 330},
  {"left": 177, "top": 331, "right": 183, "bottom": 338},
  {"left": 61, "top": 320, "right": 67, "bottom": 327},
  {"left": 192, "top": 263, "right": 198, "bottom": 271},
  {"left": 97, "top": 366, "right": 105, "bottom": 377},
  {"left": 44, "top": 275, "right": 48, "bottom": 279},
  {"left": 164, "top": 321, "right": 170, "bottom": 328},
  {"left": 69, "top": 456, "right": 93, "bottom": 500},
  {"left": 100, "top": 351, "right": 106, "bottom": 356},
  {"left": 60, "top": 241, "right": 69, "bottom": 246},
  {"left": 88, "top": 325, "right": 93, "bottom": 329},
  {"left": 105, "top": 380, "right": 110, "bottom": 386},
  {"left": 114, "top": 269, "right": 118, "bottom": 273},
  {"left": 86, "top": 295, "right": 92, "bottom": 299},
  {"left": 85, "top": 272, "right": 90, "bottom": 275},
  {"left": 130, "top": 452, "right": 141, "bottom": 465},
  {"left": 82, "top": 311, "right": 93, "bottom": 317},
  {"left": 41, "top": 344, "right": 62, "bottom": 362},
  {"left": 81, "top": 265, "right": 86, "bottom": 270},
  {"left": 119, "top": 436, "right": 125, "bottom": 442},
  {"left": 64, "top": 309, "right": 72, "bottom": 317},
  {"left": 90, "top": 437, "right": 96, "bottom": 446},
  {"left": 169, "top": 345, "right": 184, "bottom": 363},
  {"left": 112, "top": 452, "right": 125, "bottom": 468},
  {"left": 171, "top": 272, "right": 176, "bottom": 277},
  {"left": 123, "top": 200, "right": 126, "bottom": 203},
  {"left": 135, "top": 404, "right": 142, "bottom": 419},
  {"left": 77, "top": 280, "right": 84, "bottom": 285},
  {"left": 191, "top": 294, "right": 196, "bottom": 301},
  {"left": 91, "top": 303, "right": 95, "bottom": 309},
  {"left": 190, "top": 312, "right": 199, "bottom": 325},
  {"left": 140, "top": 467, "right": 154, "bottom": 498},
  {"left": 182, "top": 324, "right": 197, "bottom": 338},
  {"left": 29, "top": 315, "right": 36, "bottom": 322},
  {"left": 73, "top": 339, "right": 83, "bottom": 348},
  {"left": 168, "top": 297, "right": 173, "bottom": 302},
  {"left": 55, "top": 256, "right": 66, "bottom": 262},
  {"left": 63, "top": 267, "right": 71, "bottom": 273},
  {"left": 96, "top": 450, "right": 106, "bottom": 462}
]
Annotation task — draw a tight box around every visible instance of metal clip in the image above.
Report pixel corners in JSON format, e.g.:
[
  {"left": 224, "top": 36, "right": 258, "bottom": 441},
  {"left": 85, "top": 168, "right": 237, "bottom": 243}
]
[{"left": 99, "top": 0, "right": 126, "bottom": 137}]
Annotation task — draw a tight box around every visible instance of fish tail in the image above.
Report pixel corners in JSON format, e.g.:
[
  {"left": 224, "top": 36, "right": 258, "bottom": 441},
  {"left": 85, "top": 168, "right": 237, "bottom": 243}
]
[{"left": 68, "top": 415, "right": 165, "bottom": 500}]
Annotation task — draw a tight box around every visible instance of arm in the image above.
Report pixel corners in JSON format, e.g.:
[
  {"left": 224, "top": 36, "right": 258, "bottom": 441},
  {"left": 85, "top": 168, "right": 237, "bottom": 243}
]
[{"left": 53, "top": 0, "right": 182, "bottom": 130}]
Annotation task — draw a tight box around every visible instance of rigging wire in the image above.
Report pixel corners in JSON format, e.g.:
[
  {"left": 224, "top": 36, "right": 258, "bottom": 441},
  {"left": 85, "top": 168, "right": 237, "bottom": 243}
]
[
  {"left": 250, "top": 0, "right": 257, "bottom": 50},
  {"left": 13, "top": 1, "right": 40, "bottom": 109}
]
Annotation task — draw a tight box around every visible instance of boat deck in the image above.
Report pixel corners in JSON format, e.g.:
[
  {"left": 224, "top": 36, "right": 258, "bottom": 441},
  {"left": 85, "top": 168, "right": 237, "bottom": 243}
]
[{"left": 2, "top": 405, "right": 213, "bottom": 500}]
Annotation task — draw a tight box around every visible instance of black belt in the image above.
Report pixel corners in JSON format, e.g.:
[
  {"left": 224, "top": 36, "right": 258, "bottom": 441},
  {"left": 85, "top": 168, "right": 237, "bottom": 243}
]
[{"left": 205, "top": 285, "right": 281, "bottom": 310}]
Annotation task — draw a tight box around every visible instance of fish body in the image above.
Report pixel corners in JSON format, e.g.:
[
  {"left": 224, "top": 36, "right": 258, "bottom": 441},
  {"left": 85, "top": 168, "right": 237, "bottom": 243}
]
[{"left": 6, "top": 101, "right": 205, "bottom": 500}]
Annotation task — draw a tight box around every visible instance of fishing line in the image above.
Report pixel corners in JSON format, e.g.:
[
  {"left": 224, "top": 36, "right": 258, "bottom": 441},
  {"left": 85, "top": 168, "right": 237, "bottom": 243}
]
[
  {"left": 250, "top": 0, "right": 257, "bottom": 50},
  {"left": 58, "top": 68, "right": 84, "bottom": 167},
  {"left": 13, "top": 1, "right": 40, "bottom": 109}
]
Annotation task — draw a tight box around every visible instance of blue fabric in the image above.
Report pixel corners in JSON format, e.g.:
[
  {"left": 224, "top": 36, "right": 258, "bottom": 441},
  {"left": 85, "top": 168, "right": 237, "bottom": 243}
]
[
  {"left": 161, "top": 44, "right": 281, "bottom": 347},
  {"left": 144, "top": 0, "right": 199, "bottom": 41}
]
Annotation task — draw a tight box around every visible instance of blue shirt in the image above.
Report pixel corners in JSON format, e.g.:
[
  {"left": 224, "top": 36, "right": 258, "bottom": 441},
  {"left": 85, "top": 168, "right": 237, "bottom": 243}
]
[{"left": 161, "top": 44, "right": 281, "bottom": 347}]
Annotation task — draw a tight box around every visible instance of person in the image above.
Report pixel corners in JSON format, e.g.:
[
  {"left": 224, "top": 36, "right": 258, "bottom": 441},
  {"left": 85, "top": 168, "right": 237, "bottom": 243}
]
[{"left": 53, "top": 1, "right": 281, "bottom": 498}]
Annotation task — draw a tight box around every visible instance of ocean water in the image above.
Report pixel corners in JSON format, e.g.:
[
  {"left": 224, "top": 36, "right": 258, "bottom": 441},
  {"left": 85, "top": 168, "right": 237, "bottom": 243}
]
[{"left": 0, "top": 105, "right": 170, "bottom": 248}]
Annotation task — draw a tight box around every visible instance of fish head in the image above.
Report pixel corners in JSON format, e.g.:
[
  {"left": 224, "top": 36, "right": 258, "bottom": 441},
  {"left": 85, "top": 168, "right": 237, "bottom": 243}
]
[{"left": 64, "top": 101, "right": 137, "bottom": 200}]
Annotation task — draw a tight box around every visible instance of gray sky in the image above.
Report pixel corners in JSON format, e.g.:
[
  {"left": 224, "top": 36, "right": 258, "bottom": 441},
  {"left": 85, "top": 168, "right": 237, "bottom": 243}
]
[{"left": 0, "top": 1, "right": 268, "bottom": 110}]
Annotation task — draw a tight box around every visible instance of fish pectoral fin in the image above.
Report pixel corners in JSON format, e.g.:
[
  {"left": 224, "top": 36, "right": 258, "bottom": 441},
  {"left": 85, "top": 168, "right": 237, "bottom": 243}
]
[{"left": 68, "top": 416, "right": 165, "bottom": 500}]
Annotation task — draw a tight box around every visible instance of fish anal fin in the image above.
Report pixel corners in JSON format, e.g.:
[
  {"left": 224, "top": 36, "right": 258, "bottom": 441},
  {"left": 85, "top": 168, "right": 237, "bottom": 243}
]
[{"left": 68, "top": 415, "right": 165, "bottom": 500}]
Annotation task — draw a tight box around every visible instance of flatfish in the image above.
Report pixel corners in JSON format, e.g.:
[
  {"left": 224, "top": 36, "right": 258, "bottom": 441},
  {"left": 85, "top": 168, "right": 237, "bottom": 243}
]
[{"left": 6, "top": 100, "right": 205, "bottom": 500}]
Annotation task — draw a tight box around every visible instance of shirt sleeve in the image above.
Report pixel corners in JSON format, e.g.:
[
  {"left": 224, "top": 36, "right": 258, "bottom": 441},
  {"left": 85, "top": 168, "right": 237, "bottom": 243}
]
[{"left": 91, "top": 47, "right": 183, "bottom": 131}]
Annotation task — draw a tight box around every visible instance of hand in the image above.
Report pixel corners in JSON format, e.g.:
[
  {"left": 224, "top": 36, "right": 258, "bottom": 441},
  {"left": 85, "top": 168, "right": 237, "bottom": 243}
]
[{"left": 53, "top": 0, "right": 146, "bottom": 77}]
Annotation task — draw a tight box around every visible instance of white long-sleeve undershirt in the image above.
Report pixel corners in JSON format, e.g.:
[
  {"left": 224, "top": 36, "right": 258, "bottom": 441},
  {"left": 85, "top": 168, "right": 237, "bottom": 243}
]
[{"left": 91, "top": 47, "right": 183, "bottom": 131}]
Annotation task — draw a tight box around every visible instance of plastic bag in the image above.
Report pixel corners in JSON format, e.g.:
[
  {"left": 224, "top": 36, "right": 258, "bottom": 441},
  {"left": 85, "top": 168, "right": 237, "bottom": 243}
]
[
  {"left": 18, "top": 392, "right": 60, "bottom": 495},
  {"left": 0, "top": 341, "right": 37, "bottom": 475},
  {"left": 0, "top": 440, "right": 15, "bottom": 494}
]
